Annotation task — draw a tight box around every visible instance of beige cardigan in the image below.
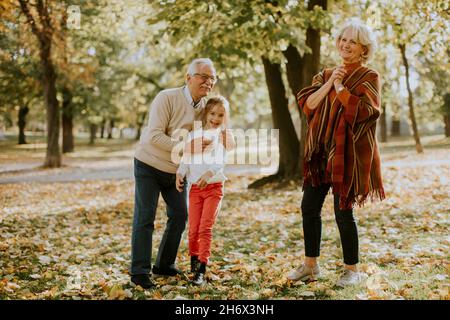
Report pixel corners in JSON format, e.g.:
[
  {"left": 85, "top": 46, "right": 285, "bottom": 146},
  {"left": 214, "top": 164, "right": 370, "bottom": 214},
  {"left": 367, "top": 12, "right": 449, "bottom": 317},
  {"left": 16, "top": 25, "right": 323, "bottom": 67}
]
[{"left": 135, "top": 87, "right": 205, "bottom": 173}]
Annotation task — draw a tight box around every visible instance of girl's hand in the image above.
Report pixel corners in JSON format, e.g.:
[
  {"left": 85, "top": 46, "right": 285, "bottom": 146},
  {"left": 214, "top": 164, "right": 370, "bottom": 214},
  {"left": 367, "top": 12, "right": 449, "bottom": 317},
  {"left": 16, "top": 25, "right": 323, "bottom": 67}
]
[
  {"left": 202, "top": 137, "right": 214, "bottom": 153},
  {"left": 175, "top": 174, "right": 184, "bottom": 192},
  {"left": 196, "top": 171, "right": 213, "bottom": 189},
  {"left": 202, "top": 137, "right": 212, "bottom": 151},
  {"left": 219, "top": 129, "right": 235, "bottom": 150}
]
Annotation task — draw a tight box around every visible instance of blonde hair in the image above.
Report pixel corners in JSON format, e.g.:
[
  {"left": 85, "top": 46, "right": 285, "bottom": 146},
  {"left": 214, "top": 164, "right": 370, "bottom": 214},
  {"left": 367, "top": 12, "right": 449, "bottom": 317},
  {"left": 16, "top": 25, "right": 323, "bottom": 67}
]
[
  {"left": 202, "top": 96, "right": 230, "bottom": 129},
  {"left": 335, "top": 20, "right": 377, "bottom": 63}
]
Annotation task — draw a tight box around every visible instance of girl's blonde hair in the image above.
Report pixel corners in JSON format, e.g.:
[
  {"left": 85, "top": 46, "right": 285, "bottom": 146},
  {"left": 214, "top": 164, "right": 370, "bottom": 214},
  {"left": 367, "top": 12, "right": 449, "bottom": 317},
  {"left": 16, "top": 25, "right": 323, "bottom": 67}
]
[
  {"left": 335, "top": 19, "right": 377, "bottom": 63},
  {"left": 202, "top": 96, "right": 230, "bottom": 129}
]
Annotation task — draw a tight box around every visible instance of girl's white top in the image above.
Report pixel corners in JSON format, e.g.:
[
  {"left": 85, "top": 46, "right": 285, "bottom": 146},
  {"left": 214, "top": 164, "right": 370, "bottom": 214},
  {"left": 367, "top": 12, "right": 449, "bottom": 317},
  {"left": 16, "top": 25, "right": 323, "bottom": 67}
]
[{"left": 177, "top": 128, "right": 227, "bottom": 184}]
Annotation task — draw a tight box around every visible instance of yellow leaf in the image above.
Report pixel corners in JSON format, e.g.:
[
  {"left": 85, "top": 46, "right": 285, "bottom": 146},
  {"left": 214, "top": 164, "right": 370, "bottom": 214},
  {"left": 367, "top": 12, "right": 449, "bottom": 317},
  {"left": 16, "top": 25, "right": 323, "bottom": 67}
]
[{"left": 108, "top": 284, "right": 126, "bottom": 300}]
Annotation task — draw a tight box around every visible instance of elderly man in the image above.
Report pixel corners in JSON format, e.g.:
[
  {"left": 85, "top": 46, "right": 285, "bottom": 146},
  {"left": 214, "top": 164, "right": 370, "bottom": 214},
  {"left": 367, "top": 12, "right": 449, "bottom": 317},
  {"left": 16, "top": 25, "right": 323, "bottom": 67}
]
[{"left": 130, "top": 58, "right": 218, "bottom": 289}]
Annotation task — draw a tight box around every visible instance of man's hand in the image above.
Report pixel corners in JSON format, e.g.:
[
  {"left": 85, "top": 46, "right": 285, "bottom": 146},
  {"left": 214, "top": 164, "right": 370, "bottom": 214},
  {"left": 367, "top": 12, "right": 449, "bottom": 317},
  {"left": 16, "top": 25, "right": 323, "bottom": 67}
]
[
  {"left": 185, "top": 137, "right": 212, "bottom": 154},
  {"left": 196, "top": 170, "right": 213, "bottom": 189},
  {"left": 175, "top": 173, "right": 184, "bottom": 192}
]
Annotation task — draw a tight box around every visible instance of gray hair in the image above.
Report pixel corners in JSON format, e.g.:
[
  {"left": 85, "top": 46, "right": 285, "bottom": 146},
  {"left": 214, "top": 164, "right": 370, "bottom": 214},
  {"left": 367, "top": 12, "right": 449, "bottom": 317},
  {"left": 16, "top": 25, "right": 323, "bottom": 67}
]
[
  {"left": 186, "top": 58, "right": 216, "bottom": 76},
  {"left": 335, "top": 20, "right": 377, "bottom": 63}
]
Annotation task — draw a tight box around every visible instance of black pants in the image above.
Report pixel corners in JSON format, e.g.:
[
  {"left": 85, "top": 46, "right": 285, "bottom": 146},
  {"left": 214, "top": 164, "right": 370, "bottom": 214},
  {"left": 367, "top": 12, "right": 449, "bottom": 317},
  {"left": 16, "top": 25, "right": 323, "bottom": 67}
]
[
  {"left": 301, "top": 184, "right": 359, "bottom": 265},
  {"left": 130, "top": 158, "right": 188, "bottom": 275}
]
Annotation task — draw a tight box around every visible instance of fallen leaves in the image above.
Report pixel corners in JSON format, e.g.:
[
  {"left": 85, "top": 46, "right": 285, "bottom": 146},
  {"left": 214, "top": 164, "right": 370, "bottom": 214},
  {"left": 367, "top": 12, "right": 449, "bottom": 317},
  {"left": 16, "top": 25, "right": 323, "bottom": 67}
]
[
  {"left": 38, "top": 255, "right": 52, "bottom": 265},
  {"left": 106, "top": 284, "right": 132, "bottom": 300},
  {"left": 0, "top": 145, "right": 449, "bottom": 300}
]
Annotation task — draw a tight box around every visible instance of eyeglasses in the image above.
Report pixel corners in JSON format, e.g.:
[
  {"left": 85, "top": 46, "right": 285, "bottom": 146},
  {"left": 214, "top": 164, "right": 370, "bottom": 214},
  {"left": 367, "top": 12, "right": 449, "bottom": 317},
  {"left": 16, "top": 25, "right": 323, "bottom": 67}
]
[{"left": 193, "top": 73, "right": 218, "bottom": 83}]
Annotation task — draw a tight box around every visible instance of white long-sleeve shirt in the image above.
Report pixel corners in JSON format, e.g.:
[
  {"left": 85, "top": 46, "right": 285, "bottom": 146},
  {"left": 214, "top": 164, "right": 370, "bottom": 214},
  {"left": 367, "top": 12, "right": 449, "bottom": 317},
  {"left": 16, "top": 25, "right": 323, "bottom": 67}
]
[{"left": 177, "top": 128, "right": 227, "bottom": 184}]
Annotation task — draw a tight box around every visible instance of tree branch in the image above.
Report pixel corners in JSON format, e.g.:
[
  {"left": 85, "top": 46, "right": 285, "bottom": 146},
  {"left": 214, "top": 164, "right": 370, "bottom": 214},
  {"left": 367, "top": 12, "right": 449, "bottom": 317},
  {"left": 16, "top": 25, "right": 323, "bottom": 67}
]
[
  {"left": 18, "top": 0, "right": 42, "bottom": 39},
  {"left": 42, "top": 0, "right": 52, "bottom": 30},
  {"left": 36, "top": 0, "right": 46, "bottom": 28},
  {"left": 36, "top": 0, "right": 52, "bottom": 36}
]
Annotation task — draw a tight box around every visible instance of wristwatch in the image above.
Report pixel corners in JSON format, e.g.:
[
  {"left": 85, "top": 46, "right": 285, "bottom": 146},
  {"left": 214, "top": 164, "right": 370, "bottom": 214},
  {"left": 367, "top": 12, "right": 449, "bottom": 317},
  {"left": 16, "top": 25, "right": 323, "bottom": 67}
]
[{"left": 337, "top": 85, "right": 345, "bottom": 93}]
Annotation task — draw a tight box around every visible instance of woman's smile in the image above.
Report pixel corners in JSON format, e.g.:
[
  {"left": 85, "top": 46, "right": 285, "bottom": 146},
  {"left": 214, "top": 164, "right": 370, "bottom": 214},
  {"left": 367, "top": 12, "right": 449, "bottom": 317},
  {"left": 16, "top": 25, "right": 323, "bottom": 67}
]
[{"left": 338, "top": 28, "right": 365, "bottom": 64}]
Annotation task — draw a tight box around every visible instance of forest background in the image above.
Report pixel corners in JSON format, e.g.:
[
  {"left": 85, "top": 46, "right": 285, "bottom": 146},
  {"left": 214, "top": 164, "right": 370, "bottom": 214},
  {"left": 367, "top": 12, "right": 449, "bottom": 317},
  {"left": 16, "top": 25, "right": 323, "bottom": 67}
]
[{"left": 0, "top": 0, "right": 448, "bottom": 300}]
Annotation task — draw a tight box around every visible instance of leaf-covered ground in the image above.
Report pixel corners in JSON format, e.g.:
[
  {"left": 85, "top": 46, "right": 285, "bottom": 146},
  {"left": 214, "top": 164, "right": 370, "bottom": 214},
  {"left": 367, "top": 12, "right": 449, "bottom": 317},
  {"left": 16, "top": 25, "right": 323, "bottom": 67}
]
[{"left": 0, "top": 139, "right": 449, "bottom": 300}]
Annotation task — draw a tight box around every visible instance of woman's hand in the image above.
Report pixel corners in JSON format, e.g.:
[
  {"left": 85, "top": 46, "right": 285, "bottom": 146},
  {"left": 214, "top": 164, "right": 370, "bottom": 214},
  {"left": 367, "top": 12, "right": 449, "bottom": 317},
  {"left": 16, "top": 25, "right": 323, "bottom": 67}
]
[
  {"left": 305, "top": 66, "right": 346, "bottom": 111},
  {"left": 330, "top": 66, "right": 346, "bottom": 87},
  {"left": 175, "top": 173, "right": 184, "bottom": 192},
  {"left": 196, "top": 170, "right": 214, "bottom": 189}
]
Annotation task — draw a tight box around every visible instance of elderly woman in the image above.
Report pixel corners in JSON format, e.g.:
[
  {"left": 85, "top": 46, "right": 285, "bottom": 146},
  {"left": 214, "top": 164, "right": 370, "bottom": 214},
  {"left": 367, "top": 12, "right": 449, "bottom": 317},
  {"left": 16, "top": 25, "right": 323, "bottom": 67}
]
[{"left": 288, "top": 20, "right": 385, "bottom": 287}]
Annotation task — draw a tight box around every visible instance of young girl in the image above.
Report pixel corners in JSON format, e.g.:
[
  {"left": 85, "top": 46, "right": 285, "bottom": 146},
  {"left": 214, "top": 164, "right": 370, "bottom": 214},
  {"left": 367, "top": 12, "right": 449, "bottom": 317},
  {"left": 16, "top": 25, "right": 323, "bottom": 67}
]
[{"left": 175, "top": 96, "right": 234, "bottom": 286}]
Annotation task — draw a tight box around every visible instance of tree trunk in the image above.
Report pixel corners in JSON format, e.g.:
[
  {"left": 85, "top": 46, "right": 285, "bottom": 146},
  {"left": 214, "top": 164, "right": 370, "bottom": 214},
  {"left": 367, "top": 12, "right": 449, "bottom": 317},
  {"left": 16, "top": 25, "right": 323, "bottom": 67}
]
[
  {"left": 100, "top": 118, "right": 106, "bottom": 138},
  {"left": 249, "top": 57, "right": 300, "bottom": 188},
  {"left": 391, "top": 118, "right": 400, "bottom": 136},
  {"left": 135, "top": 112, "right": 146, "bottom": 140},
  {"left": 380, "top": 102, "right": 387, "bottom": 142},
  {"left": 89, "top": 124, "right": 97, "bottom": 145},
  {"left": 399, "top": 43, "right": 423, "bottom": 153},
  {"left": 42, "top": 42, "right": 61, "bottom": 166},
  {"left": 282, "top": 0, "right": 326, "bottom": 181},
  {"left": 303, "top": 0, "right": 325, "bottom": 83},
  {"left": 135, "top": 125, "right": 142, "bottom": 140},
  {"left": 62, "top": 87, "right": 74, "bottom": 153},
  {"left": 17, "top": 105, "right": 29, "bottom": 144},
  {"left": 283, "top": 43, "right": 305, "bottom": 154},
  {"left": 107, "top": 119, "right": 114, "bottom": 139},
  {"left": 445, "top": 115, "right": 450, "bottom": 137},
  {"left": 444, "top": 93, "right": 450, "bottom": 137},
  {"left": 19, "top": 0, "right": 61, "bottom": 167}
]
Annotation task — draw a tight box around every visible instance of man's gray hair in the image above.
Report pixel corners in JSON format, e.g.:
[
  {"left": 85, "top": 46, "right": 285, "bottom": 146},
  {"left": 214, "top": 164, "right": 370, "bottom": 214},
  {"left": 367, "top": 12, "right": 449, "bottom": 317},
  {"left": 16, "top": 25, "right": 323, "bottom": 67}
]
[{"left": 187, "top": 58, "right": 216, "bottom": 75}]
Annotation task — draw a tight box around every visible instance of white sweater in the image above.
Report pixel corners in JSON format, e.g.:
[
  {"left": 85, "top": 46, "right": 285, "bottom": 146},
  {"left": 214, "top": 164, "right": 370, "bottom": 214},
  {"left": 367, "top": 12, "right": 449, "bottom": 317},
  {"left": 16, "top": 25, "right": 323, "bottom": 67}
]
[{"left": 177, "top": 128, "right": 227, "bottom": 184}]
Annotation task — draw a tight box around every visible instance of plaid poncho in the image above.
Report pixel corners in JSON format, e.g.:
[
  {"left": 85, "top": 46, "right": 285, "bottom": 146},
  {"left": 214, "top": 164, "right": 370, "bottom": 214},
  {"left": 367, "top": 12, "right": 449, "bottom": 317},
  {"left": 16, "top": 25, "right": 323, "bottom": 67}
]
[{"left": 297, "top": 62, "right": 385, "bottom": 209}]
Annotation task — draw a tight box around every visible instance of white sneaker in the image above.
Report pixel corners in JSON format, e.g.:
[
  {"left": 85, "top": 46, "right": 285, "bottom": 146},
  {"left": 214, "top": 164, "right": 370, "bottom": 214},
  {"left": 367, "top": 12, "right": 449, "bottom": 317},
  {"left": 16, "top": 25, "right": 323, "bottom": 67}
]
[
  {"left": 287, "top": 264, "right": 320, "bottom": 281},
  {"left": 336, "top": 269, "right": 365, "bottom": 287}
]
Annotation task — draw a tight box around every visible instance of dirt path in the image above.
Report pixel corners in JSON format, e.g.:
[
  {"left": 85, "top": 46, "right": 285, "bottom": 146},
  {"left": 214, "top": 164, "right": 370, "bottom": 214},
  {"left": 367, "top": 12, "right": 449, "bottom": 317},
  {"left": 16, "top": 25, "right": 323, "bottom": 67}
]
[
  {"left": 0, "top": 159, "right": 278, "bottom": 184},
  {"left": 1, "top": 158, "right": 449, "bottom": 185},
  {"left": 0, "top": 144, "right": 448, "bottom": 185}
]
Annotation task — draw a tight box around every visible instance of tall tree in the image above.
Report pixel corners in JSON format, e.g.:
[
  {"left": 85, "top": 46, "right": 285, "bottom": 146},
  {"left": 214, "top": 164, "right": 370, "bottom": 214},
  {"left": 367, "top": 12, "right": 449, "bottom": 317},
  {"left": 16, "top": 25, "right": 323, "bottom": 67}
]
[
  {"left": 0, "top": 28, "right": 40, "bottom": 144},
  {"left": 18, "top": 0, "right": 61, "bottom": 166},
  {"left": 56, "top": 1, "right": 112, "bottom": 152},
  {"left": 444, "top": 94, "right": 450, "bottom": 137},
  {"left": 262, "top": 57, "right": 299, "bottom": 180},
  {"left": 282, "top": 0, "right": 328, "bottom": 182},
  {"left": 398, "top": 42, "right": 423, "bottom": 153},
  {"left": 61, "top": 86, "right": 74, "bottom": 152},
  {"left": 419, "top": 50, "right": 450, "bottom": 138},
  {"left": 370, "top": 0, "right": 448, "bottom": 152}
]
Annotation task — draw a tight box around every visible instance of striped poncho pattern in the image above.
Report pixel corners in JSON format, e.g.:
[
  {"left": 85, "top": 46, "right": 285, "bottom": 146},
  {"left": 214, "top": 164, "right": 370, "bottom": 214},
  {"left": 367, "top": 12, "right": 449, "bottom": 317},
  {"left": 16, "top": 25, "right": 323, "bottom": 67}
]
[{"left": 297, "top": 64, "right": 385, "bottom": 209}]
